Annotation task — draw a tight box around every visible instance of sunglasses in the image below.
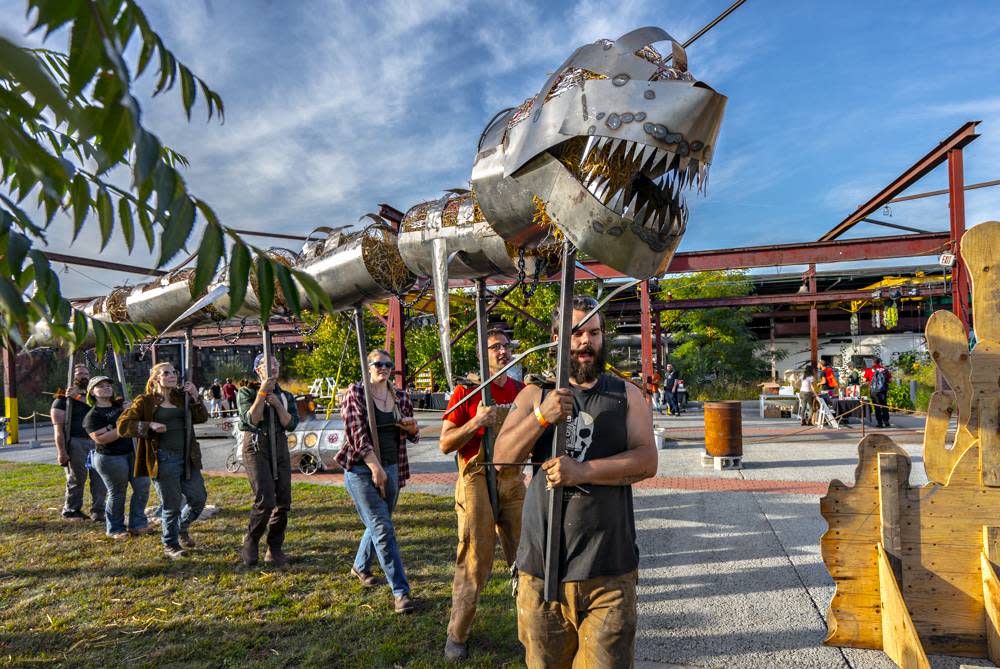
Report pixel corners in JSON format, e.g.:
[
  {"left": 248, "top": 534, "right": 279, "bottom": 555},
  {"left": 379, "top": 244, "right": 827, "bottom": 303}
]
[
  {"left": 370, "top": 361, "right": 393, "bottom": 369},
  {"left": 488, "top": 342, "right": 511, "bottom": 352}
]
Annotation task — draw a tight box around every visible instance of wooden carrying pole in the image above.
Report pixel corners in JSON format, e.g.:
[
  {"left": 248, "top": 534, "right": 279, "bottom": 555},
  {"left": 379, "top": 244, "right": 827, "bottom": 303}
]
[
  {"left": 63, "top": 348, "right": 75, "bottom": 451},
  {"left": 544, "top": 242, "right": 577, "bottom": 602},
  {"left": 182, "top": 329, "right": 193, "bottom": 481},
  {"left": 474, "top": 278, "right": 500, "bottom": 521},
  {"left": 353, "top": 306, "right": 381, "bottom": 465},
  {"left": 261, "top": 322, "right": 279, "bottom": 482}
]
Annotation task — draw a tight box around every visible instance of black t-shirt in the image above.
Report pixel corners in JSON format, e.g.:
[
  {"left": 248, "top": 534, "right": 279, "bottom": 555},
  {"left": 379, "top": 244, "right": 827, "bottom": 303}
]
[
  {"left": 517, "top": 374, "right": 638, "bottom": 582},
  {"left": 210, "top": 384, "right": 222, "bottom": 399},
  {"left": 663, "top": 371, "right": 678, "bottom": 391},
  {"left": 82, "top": 405, "right": 133, "bottom": 456},
  {"left": 51, "top": 394, "right": 90, "bottom": 439},
  {"left": 374, "top": 406, "right": 400, "bottom": 467}
]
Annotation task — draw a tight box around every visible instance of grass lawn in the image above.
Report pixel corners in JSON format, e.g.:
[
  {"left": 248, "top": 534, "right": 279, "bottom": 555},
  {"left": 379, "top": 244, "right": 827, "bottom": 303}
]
[{"left": 0, "top": 463, "right": 524, "bottom": 668}]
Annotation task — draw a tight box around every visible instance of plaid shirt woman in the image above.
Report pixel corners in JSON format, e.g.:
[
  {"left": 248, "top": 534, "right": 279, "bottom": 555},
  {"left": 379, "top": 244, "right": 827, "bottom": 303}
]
[{"left": 336, "top": 349, "right": 420, "bottom": 614}]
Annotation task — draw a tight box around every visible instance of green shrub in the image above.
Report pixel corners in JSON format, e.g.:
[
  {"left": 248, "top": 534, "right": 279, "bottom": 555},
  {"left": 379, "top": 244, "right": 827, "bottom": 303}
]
[{"left": 887, "top": 383, "right": 914, "bottom": 411}]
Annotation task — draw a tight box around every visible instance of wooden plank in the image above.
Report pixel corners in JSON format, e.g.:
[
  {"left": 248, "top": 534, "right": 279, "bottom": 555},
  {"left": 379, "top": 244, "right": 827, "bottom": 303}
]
[
  {"left": 962, "top": 221, "right": 1000, "bottom": 343},
  {"left": 984, "top": 526, "right": 1000, "bottom": 564},
  {"left": 878, "top": 543, "right": 931, "bottom": 668},
  {"left": 879, "top": 452, "right": 904, "bottom": 582},
  {"left": 923, "top": 390, "right": 963, "bottom": 485},
  {"left": 925, "top": 309, "right": 976, "bottom": 450},
  {"left": 970, "top": 341, "right": 1000, "bottom": 486},
  {"left": 983, "top": 526, "right": 1000, "bottom": 664}
]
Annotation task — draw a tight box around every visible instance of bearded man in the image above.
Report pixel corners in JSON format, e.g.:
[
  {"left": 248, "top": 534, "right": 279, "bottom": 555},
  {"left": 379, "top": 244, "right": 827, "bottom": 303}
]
[
  {"left": 494, "top": 295, "right": 657, "bottom": 668},
  {"left": 51, "top": 364, "right": 107, "bottom": 521}
]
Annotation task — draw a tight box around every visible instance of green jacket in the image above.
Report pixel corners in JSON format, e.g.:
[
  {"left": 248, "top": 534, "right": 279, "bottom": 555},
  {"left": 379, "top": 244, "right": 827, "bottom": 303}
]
[{"left": 236, "top": 384, "right": 300, "bottom": 437}]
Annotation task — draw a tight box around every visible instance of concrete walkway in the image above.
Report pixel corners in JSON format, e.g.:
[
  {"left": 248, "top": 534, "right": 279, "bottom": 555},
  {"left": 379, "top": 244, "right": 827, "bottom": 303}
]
[{"left": 2, "top": 401, "right": 994, "bottom": 668}]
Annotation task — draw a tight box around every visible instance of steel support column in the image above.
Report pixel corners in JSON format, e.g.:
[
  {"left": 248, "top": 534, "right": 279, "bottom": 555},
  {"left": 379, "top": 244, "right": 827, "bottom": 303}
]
[
  {"left": 948, "top": 148, "right": 970, "bottom": 333},
  {"left": 387, "top": 297, "right": 407, "bottom": 390},
  {"left": 639, "top": 280, "right": 654, "bottom": 394},
  {"left": 654, "top": 313, "right": 663, "bottom": 373},
  {"left": 808, "top": 265, "right": 818, "bottom": 368},
  {"left": 2, "top": 337, "right": 17, "bottom": 444}
]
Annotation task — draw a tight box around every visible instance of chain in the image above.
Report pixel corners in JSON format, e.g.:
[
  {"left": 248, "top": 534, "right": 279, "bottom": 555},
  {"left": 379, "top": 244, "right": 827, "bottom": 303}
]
[
  {"left": 218, "top": 318, "right": 247, "bottom": 345},
  {"left": 84, "top": 348, "right": 110, "bottom": 371},
  {"left": 392, "top": 276, "right": 432, "bottom": 309},
  {"left": 291, "top": 316, "right": 323, "bottom": 337},
  {"left": 517, "top": 247, "right": 543, "bottom": 300}
]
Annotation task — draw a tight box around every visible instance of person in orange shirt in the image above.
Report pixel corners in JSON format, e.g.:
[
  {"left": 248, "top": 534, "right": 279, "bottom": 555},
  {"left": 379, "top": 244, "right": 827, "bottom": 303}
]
[{"left": 440, "top": 328, "right": 525, "bottom": 663}]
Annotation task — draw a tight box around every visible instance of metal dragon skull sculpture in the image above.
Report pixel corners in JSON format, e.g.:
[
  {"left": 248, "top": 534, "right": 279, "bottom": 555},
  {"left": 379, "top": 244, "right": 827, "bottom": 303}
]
[{"left": 472, "top": 26, "right": 727, "bottom": 277}]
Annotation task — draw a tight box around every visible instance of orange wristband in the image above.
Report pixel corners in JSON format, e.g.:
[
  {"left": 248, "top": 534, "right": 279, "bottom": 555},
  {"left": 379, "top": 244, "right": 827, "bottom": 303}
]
[
  {"left": 534, "top": 406, "right": 551, "bottom": 429},
  {"left": 257, "top": 391, "right": 268, "bottom": 398}
]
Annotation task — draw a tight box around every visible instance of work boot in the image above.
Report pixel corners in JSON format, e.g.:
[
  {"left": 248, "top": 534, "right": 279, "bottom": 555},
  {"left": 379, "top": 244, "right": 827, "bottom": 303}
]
[
  {"left": 164, "top": 545, "right": 186, "bottom": 559},
  {"left": 241, "top": 535, "right": 259, "bottom": 566},
  {"left": 444, "top": 637, "right": 468, "bottom": 663},
  {"left": 178, "top": 530, "right": 196, "bottom": 548},
  {"left": 264, "top": 545, "right": 289, "bottom": 568},
  {"left": 394, "top": 594, "right": 415, "bottom": 614}
]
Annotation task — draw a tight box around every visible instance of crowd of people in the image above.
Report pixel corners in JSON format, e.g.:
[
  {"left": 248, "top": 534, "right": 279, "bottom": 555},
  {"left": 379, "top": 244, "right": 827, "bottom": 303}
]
[
  {"left": 798, "top": 358, "right": 894, "bottom": 428},
  {"left": 50, "top": 296, "right": 659, "bottom": 667}
]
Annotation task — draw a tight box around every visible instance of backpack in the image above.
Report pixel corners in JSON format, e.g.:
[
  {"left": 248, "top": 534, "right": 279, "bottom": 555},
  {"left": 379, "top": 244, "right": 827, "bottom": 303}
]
[{"left": 871, "top": 368, "right": 887, "bottom": 394}]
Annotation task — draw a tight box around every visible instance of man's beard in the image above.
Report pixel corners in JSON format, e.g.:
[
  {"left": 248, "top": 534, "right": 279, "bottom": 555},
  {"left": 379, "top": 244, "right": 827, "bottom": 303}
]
[
  {"left": 75, "top": 378, "right": 89, "bottom": 391},
  {"left": 570, "top": 344, "right": 607, "bottom": 384}
]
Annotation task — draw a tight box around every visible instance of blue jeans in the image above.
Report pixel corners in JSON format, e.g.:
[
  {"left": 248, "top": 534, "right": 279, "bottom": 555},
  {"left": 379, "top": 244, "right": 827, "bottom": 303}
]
[
  {"left": 153, "top": 449, "right": 207, "bottom": 548},
  {"left": 344, "top": 462, "right": 409, "bottom": 597},
  {"left": 92, "top": 451, "right": 150, "bottom": 535}
]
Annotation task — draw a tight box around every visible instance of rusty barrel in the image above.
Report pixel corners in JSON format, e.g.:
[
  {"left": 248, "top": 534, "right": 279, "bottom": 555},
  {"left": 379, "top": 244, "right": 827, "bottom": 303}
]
[{"left": 704, "top": 401, "right": 743, "bottom": 457}]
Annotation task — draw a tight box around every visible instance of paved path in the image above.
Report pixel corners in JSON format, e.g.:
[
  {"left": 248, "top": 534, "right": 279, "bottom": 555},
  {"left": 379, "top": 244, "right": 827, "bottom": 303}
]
[{"left": 3, "top": 402, "right": 992, "bottom": 668}]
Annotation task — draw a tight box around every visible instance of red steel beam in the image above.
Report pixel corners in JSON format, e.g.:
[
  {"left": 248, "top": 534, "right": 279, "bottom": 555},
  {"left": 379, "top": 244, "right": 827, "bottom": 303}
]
[
  {"left": 639, "top": 280, "right": 653, "bottom": 393},
  {"left": 948, "top": 149, "right": 970, "bottom": 332},
  {"left": 573, "top": 231, "right": 950, "bottom": 279},
  {"left": 45, "top": 251, "right": 167, "bottom": 277},
  {"left": 819, "top": 121, "right": 980, "bottom": 241}
]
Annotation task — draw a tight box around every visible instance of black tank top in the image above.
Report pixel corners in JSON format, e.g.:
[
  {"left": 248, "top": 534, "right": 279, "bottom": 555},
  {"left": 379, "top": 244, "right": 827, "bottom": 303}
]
[
  {"left": 374, "top": 406, "right": 400, "bottom": 466},
  {"left": 516, "top": 374, "right": 638, "bottom": 582}
]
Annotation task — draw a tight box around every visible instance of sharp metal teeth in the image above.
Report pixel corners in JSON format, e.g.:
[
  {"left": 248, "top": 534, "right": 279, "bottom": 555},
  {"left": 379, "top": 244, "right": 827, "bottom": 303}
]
[
  {"left": 609, "top": 188, "right": 626, "bottom": 211},
  {"left": 623, "top": 141, "right": 638, "bottom": 166},
  {"left": 625, "top": 192, "right": 639, "bottom": 215},
  {"left": 605, "top": 138, "right": 621, "bottom": 158},
  {"left": 642, "top": 148, "right": 660, "bottom": 173},
  {"left": 581, "top": 135, "right": 598, "bottom": 165},
  {"left": 587, "top": 176, "right": 604, "bottom": 196},
  {"left": 633, "top": 201, "right": 650, "bottom": 225}
]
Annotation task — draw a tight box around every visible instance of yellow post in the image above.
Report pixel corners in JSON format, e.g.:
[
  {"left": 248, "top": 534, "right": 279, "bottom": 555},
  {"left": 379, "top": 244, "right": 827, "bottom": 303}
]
[
  {"left": 3, "top": 397, "right": 17, "bottom": 445},
  {"left": 2, "top": 338, "right": 17, "bottom": 444}
]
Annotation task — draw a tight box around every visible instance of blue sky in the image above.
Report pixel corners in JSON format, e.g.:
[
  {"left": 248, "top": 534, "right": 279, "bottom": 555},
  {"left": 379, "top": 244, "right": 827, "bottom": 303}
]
[{"left": 2, "top": 0, "right": 999, "bottom": 297}]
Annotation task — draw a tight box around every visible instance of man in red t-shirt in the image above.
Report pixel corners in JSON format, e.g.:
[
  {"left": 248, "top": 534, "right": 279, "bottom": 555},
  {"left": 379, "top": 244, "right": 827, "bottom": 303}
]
[
  {"left": 222, "top": 378, "right": 238, "bottom": 411},
  {"left": 440, "top": 328, "right": 525, "bottom": 663}
]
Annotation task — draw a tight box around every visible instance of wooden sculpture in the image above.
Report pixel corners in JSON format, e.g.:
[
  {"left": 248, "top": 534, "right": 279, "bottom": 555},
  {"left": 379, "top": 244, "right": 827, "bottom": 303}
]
[{"left": 820, "top": 220, "right": 1000, "bottom": 667}]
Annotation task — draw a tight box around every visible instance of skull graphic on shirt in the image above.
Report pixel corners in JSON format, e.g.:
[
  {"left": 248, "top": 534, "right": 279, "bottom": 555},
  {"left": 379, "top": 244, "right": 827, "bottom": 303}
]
[{"left": 565, "top": 411, "right": 595, "bottom": 462}]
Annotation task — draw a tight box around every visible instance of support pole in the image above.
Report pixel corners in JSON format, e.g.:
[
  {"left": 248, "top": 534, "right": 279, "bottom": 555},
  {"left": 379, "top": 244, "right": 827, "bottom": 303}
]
[
  {"left": 808, "top": 265, "right": 818, "bottom": 368},
  {"left": 475, "top": 278, "right": 500, "bottom": 521},
  {"left": 112, "top": 350, "right": 130, "bottom": 403},
  {"left": 544, "top": 242, "right": 577, "bottom": 602},
  {"left": 2, "top": 337, "right": 18, "bottom": 445},
  {"left": 64, "top": 348, "right": 75, "bottom": 450},
  {"left": 948, "top": 148, "right": 970, "bottom": 333},
  {"left": 182, "top": 329, "right": 193, "bottom": 481},
  {"left": 262, "top": 321, "right": 279, "bottom": 482},
  {"left": 654, "top": 314, "right": 663, "bottom": 373},
  {"left": 353, "top": 306, "right": 381, "bottom": 464},
  {"left": 640, "top": 280, "right": 654, "bottom": 398},
  {"left": 388, "top": 296, "right": 407, "bottom": 391}
]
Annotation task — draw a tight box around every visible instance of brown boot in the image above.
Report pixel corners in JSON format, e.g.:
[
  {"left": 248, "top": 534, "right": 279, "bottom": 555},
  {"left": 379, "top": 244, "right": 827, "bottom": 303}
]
[
  {"left": 241, "top": 535, "right": 259, "bottom": 566},
  {"left": 264, "top": 545, "right": 289, "bottom": 568}
]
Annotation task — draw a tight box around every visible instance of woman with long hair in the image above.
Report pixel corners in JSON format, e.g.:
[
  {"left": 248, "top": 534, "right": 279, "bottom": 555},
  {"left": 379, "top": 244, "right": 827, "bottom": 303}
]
[
  {"left": 117, "top": 362, "right": 209, "bottom": 559},
  {"left": 334, "top": 349, "right": 420, "bottom": 613},
  {"left": 84, "top": 376, "right": 151, "bottom": 539}
]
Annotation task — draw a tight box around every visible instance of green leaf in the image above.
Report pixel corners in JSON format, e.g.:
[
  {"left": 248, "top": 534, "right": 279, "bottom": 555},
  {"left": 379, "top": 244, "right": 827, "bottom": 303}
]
[
  {"left": 6, "top": 230, "right": 30, "bottom": 279},
  {"left": 152, "top": 163, "right": 176, "bottom": 222},
  {"left": 70, "top": 173, "right": 89, "bottom": 240},
  {"left": 136, "top": 203, "right": 154, "bottom": 251},
  {"left": 96, "top": 187, "right": 113, "bottom": 250},
  {"left": 27, "top": 0, "right": 82, "bottom": 38},
  {"left": 106, "top": 320, "right": 126, "bottom": 352},
  {"left": 193, "top": 222, "right": 223, "bottom": 297},
  {"left": 274, "top": 262, "right": 301, "bottom": 314},
  {"left": 72, "top": 308, "right": 87, "bottom": 347},
  {"left": 92, "top": 319, "right": 107, "bottom": 359},
  {"left": 179, "top": 65, "right": 196, "bottom": 120},
  {"left": 29, "top": 250, "right": 51, "bottom": 280},
  {"left": 0, "top": 36, "right": 73, "bottom": 122},
  {"left": 0, "top": 276, "right": 27, "bottom": 323},
  {"left": 67, "top": 4, "right": 103, "bottom": 95},
  {"left": 255, "top": 255, "right": 274, "bottom": 320},
  {"left": 134, "top": 130, "right": 160, "bottom": 187},
  {"left": 118, "top": 197, "right": 135, "bottom": 252},
  {"left": 97, "top": 102, "right": 135, "bottom": 173},
  {"left": 227, "top": 242, "right": 250, "bottom": 316},
  {"left": 158, "top": 194, "right": 194, "bottom": 265}
]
